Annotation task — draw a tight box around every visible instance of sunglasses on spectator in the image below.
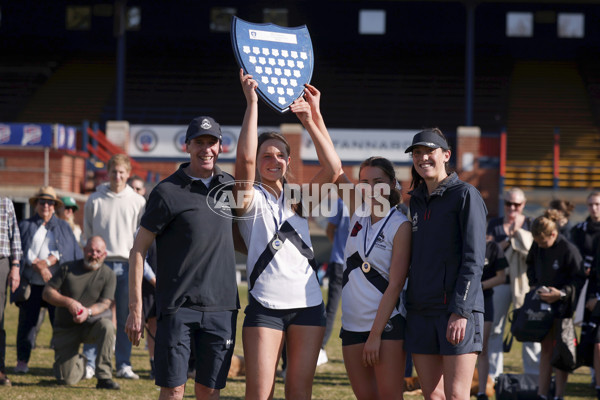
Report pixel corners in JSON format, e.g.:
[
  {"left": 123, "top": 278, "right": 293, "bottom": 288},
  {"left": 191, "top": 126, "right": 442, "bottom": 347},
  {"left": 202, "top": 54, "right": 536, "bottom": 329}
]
[
  {"left": 504, "top": 201, "right": 522, "bottom": 208},
  {"left": 38, "top": 199, "right": 56, "bottom": 206}
]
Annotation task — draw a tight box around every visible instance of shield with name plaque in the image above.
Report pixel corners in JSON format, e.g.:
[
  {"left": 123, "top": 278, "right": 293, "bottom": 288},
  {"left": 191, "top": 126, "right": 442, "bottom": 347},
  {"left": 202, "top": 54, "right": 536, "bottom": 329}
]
[{"left": 231, "top": 16, "right": 314, "bottom": 113}]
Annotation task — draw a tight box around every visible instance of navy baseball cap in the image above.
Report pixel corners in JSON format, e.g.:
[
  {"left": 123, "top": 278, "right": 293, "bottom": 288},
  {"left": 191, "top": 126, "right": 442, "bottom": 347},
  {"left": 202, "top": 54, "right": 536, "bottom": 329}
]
[
  {"left": 405, "top": 129, "right": 449, "bottom": 153},
  {"left": 185, "top": 116, "right": 222, "bottom": 142}
]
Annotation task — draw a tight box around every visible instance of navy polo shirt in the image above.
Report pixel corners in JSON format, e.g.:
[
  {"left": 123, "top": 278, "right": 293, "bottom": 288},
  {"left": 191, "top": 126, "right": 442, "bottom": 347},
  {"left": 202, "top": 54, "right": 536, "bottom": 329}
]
[{"left": 141, "top": 163, "right": 239, "bottom": 317}]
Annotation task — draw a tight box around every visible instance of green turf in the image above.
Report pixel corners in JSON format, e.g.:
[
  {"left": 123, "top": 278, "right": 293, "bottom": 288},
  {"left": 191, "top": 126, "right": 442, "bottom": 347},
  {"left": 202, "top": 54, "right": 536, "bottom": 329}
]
[{"left": 1, "top": 284, "right": 596, "bottom": 399}]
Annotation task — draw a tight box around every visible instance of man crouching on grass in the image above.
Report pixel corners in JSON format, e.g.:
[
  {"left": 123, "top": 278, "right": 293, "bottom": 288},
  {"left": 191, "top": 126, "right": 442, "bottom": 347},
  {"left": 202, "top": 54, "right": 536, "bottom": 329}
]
[{"left": 43, "top": 236, "right": 119, "bottom": 390}]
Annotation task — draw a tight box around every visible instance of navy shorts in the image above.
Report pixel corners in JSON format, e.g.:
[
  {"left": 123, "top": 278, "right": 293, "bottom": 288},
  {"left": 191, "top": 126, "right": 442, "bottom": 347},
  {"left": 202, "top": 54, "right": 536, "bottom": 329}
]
[
  {"left": 483, "top": 295, "right": 494, "bottom": 322},
  {"left": 340, "top": 314, "right": 406, "bottom": 346},
  {"left": 405, "top": 311, "right": 483, "bottom": 355},
  {"left": 154, "top": 307, "right": 237, "bottom": 389},
  {"left": 243, "top": 295, "right": 326, "bottom": 331}
]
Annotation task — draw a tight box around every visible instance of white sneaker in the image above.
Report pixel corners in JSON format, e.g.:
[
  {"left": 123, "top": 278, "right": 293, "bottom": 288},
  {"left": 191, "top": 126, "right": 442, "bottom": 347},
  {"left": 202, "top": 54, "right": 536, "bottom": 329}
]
[
  {"left": 317, "top": 348, "right": 328, "bottom": 366},
  {"left": 84, "top": 365, "right": 95, "bottom": 380},
  {"left": 116, "top": 365, "right": 139, "bottom": 380}
]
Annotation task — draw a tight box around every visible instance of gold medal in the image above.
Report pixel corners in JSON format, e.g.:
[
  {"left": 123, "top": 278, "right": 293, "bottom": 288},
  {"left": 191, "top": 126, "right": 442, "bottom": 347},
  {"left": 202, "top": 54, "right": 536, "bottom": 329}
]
[
  {"left": 361, "top": 261, "right": 371, "bottom": 273},
  {"left": 272, "top": 238, "right": 283, "bottom": 251}
]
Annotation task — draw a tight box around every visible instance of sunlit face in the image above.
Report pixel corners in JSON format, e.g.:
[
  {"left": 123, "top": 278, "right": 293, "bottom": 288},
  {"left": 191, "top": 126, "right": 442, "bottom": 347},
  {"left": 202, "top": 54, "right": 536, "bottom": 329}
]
[
  {"left": 257, "top": 139, "right": 290, "bottom": 183},
  {"left": 83, "top": 238, "right": 107, "bottom": 270},
  {"left": 35, "top": 199, "right": 55, "bottom": 223},
  {"left": 108, "top": 163, "right": 131, "bottom": 193},
  {"left": 358, "top": 166, "right": 392, "bottom": 204},
  {"left": 504, "top": 192, "right": 526, "bottom": 219},
  {"left": 533, "top": 230, "right": 557, "bottom": 249},
  {"left": 186, "top": 135, "right": 221, "bottom": 177},
  {"left": 411, "top": 146, "right": 450, "bottom": 181},
  {"left": 588, "top": 195, "right": 600, "bottom": 222}
]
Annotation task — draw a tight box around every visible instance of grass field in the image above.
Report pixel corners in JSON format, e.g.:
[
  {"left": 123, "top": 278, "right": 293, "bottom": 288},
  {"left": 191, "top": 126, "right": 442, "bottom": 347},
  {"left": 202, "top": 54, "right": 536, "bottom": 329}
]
[{"left": 1, "top": 284, "right": 597, "bottom": 399}]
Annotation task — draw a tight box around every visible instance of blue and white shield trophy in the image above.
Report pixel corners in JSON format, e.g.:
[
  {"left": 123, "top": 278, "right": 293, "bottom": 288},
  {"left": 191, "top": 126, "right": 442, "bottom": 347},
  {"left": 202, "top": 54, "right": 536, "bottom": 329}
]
[{"left": 231, "top": 16, "right": 314, "bottom": 113}]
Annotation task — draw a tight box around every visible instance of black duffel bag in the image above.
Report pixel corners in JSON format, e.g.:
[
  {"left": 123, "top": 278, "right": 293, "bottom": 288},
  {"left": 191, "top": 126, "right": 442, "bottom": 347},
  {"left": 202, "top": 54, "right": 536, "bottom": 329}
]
[
  {"left": 510, "top": 289, "right": 554, "bottom": 342},
  {"left": 495, "top": 373, "right": 538, "bottom": 400}
]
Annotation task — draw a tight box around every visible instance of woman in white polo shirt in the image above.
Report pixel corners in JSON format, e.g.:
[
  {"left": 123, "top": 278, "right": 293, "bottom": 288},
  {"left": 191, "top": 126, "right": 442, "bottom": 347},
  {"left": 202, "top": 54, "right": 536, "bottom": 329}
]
[
  {"left": 336, "top": 157, "right": 411, "bottom": 400},
  {"left": 234, "top": 69, "right": 342, "bottom": 400}
]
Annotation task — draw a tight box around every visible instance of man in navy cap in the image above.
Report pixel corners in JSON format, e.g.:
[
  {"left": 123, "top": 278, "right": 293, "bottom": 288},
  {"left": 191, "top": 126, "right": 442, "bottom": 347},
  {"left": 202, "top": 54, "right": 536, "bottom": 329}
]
[{"left": 126, "top": 116, "right": 239, "bottom": 400}]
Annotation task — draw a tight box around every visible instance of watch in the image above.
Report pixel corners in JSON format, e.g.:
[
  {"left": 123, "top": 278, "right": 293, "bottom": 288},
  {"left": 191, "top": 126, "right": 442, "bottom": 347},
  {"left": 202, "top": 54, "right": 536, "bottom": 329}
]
[
  {"left": 559, "top": 290, "right": 566, "bottom": 300},
  {"left": 87, "top": 308, "right": 93, "bottom": 319}
]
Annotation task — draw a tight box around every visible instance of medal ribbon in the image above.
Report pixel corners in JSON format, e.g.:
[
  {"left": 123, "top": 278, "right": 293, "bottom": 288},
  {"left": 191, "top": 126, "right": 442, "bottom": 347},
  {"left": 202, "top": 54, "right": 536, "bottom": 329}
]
[
  {"left": 259, "top": 185, "right": 284, "bottom": 237},
  {"left": 363, "top": 208, "right": 396, "bottom": 259}
]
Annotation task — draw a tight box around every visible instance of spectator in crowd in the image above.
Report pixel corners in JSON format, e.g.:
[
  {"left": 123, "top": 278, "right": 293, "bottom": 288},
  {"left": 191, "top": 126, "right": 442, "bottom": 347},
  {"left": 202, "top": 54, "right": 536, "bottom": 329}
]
[
  {"left": 128, "top": 175, "right": 147, "bottom": 198},
  {"left": 0, "top": 197, "right": 22, "bottom": 386},
  {"left": 476, "top": 240, "right": 507, "bottom": 400},
  {"left": 404, "top": 128, "right": 487, "bottom": 400},
  {"left": 487, "top": 188, "right": 540, "bottom": 380},
  {"left": 83, "top": 154, "right": 146, "bottom": 380},
  {"left": 43, "top": 236, "right": 119, "bottom": 390},
  {"left": 336, "top": 157, "right": 411, "bottom": 400},
  {"left": 317, "top": 195, "right": 350, "bottom": 367},
  {"left": 571, "top": 191, "right": 600, "bottom": 277},
  {"left": 587, "top": 234, "right": 600, "bottom": 400},
  {"left": 57, "top": 196, "right": 83, "bottom": 246},
  {"left": 128, "top": 175, "right": 157, "bottom": 378},
  {"left": 235, "top": 71, "right": 341, "bottom": 400},
  {"left": 548, "top": 199, "right": 575, "bottom": 241},
  {"left": 572, "top": 191, "right": 600, "bottom": 389},
  {"left": 15, "top": 186, "right": 82, "bottom": 374},
  {"left": 527, "top": 209, "right": 582, "bottom": 400},
  {"left": 126, "top": 115, "right": 239, "bottom": 400}
]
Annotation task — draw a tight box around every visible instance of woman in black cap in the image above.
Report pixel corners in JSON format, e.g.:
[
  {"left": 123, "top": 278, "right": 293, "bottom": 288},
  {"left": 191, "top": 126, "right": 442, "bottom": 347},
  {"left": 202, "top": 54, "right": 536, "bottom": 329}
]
[{"left": 403, "top": 128, "right": 487, "bottom": 400}]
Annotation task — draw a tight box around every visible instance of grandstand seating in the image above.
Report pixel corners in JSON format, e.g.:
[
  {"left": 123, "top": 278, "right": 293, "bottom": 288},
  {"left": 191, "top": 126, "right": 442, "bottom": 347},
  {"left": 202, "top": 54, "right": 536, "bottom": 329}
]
[
  {"left": 504, "top": 60, "right": 600, "bottom": 188},
  {"left": 0, "top": 56, "right": 56, "bottom": 122},
  {"left": 101, "top": 52, "right": 511, "bottom": 134},
  {"left": 16, "top": 54, "right": 116, "bottom": 126}
]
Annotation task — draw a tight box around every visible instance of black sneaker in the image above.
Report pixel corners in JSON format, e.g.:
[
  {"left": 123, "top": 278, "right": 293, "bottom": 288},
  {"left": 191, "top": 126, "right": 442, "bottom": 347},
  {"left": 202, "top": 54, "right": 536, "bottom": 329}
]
[
  {"left": 477, "top": 394, "right": 489, "bottom": 400},
  {"left": 96, "top": 379, "right": 120, "bottom": 390}
]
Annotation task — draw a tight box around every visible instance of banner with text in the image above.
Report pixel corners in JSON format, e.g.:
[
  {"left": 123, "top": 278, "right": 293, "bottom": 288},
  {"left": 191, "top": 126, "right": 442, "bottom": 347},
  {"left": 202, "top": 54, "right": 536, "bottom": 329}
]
[{"left": 129, "top": 124, "right": 417, "bottom": 163}]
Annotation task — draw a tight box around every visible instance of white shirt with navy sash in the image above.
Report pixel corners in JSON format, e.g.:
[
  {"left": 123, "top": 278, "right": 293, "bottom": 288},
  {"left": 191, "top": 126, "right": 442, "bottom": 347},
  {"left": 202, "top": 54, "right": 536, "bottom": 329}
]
[
  {"left": 341, "top": 205, "right": 409, "bottom": 332},
  {"left": 237, "top": 186, "right": 323, "bottom": 309}
]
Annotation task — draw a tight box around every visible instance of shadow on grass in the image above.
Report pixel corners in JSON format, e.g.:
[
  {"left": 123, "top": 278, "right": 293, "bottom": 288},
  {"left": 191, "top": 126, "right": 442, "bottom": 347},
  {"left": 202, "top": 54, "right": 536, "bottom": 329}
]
[
  {"left": 11, "top": 378, "right": 63, "bottom": 387},
  {"left": 566, "top": 381, "right": 596, "bottom": 398},
  {"left": 313, "top": 371, "right": 351, "bottom": 387}
]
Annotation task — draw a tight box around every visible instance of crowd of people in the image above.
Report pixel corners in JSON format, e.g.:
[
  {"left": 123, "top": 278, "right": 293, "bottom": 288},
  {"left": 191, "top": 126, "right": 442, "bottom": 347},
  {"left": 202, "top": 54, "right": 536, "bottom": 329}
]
[{"left": 0, "top": 79, "right": 598, "bottom": 400}]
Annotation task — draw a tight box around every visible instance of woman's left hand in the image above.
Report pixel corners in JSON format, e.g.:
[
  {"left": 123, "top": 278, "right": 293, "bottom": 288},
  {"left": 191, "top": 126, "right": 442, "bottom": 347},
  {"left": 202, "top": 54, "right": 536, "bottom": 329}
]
[
  {"left": 446, "top": 312, "right": 467, "bottom": 345},
  {"left": 362, "top": 334, "right": 381, "bottom": 367},
  {"left": 290, "top": 97, "right": 312, "bottom": 123},
  {"left": 303, "top": 84, "right": 321, "bottom": 114}
]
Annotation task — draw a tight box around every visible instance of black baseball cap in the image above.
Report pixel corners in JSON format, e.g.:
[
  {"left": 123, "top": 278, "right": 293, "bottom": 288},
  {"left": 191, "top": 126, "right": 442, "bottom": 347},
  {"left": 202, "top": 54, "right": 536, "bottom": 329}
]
[
  {"left": 405, "top": 129, "right": 449, "bottom": 153},
  {"left": 185, "top": 116, "right": 222, "bottom": 142}
]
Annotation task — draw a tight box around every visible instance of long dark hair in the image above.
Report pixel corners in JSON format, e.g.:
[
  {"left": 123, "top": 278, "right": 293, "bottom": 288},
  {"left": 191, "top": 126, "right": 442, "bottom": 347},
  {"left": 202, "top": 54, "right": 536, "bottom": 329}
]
[
  {"left": 359, "top": 157, "right": 401, "bottom": 208},
  {"left": 409, "top": 128, "right": 450, "bottom": 189}
]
